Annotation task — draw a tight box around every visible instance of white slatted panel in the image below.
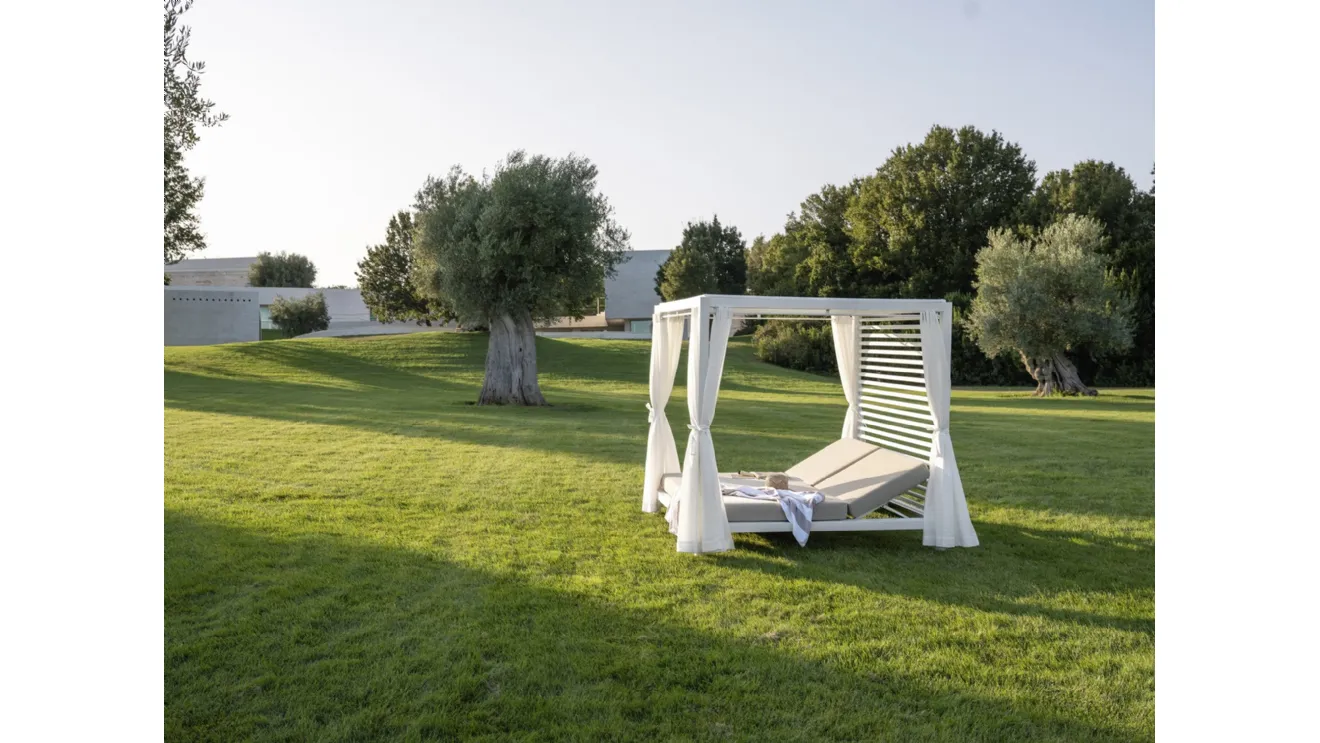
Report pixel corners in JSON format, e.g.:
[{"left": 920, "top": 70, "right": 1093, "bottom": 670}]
[{"left": 857, "top": 314, "right": 933, "bottom": 516}]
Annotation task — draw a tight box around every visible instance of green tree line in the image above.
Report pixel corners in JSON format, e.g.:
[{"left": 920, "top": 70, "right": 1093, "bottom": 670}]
[{"left": 744, "top": 125, "right": 1154, "bottom": 386}]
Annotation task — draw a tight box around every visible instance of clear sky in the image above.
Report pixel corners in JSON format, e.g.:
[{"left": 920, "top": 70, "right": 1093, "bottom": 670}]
[{"left": 184, "top": 0, "right": 1154, "bottom": 287}]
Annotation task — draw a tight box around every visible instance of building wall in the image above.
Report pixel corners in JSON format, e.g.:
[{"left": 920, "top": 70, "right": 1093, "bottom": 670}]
[
  {"left": 254, "top": 287, "right": 372, "bottom": 324},
  {"left": 165, "top": 256, "right": 259, "bottom": 287},
  {"left": 165, "top": 289, "right": 260, "bottom": 346},
  {"left": 605, "top": 249, "right": 671, "bottom": 325},
  {"left": 165, "top": 268, "right": 252, "bottom": 287},
  {"left": 169, "top": 285, "right": 372, "bottom": 327}
]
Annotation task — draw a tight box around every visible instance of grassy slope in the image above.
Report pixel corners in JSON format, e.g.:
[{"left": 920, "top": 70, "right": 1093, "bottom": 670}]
[{"left": 165, "top": 333, "right": 1154, "bottom": 742}]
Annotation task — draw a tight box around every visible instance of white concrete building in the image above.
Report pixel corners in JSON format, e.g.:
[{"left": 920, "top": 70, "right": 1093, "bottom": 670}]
[
  {"left": 168, "top": 285, "right": 371, "bottom": 326},
  {"left": 165, "top": 289, "right": 261, "bottom": 346},
  {"left": 604, "top": 249, "right": 671, "bottom": 334},
  {"left": 165, "top": 250, "right": 681, "bottom": 343},
  {"left": 165, "top": 256, "right": 259, "bottom": 287}
]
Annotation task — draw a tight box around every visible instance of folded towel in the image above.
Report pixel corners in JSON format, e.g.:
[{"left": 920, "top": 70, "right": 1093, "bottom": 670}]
[{"left": 721, "top": 485, "right": 824, "bottom": 546}]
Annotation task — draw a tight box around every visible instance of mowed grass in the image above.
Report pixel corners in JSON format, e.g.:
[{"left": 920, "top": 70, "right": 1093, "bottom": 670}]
[{"left": 165, "top": 333, "right": 1154, "bottom": 742}]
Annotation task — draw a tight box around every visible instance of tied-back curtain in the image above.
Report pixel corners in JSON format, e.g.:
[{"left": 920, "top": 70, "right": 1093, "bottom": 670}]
[
  {"left": 919, "top": 310, "right": 979, "bottom": 548},
  {"left": 831, "top": 315, "right": 862, "bottom": 439},
  {"left": 641, "top": 315, "right": 686, "bottom": 513},
  {"left": 668, "top": 306, "right": 735, "bottom": 554}
]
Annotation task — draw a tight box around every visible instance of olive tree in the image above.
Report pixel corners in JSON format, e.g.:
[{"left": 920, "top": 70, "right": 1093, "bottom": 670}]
[
  {"left": 966, "top": 215, "right": 1133, "bottom": 396},
  {"left": 268, "top": 292, "right": 330, "bottom": 337},
  {"left": 414, "top": 152, "right": 629, "bottom": 405}
]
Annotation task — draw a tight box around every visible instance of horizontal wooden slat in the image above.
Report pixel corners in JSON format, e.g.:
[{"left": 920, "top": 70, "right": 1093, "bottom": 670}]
[
  {"left": 860, "top": 396, "right": 933, "bottom": 415},
  {"left": 860, "top": 353, "right": 924, "bottom": 366},
  {"left": 860, "top": 384, "right": 930, "bottom": 403},
  {"left": 858, "top": 433, "right": 929, "bottom": 458},
  {"left": 861, "top": 417, "right": 935, "bottom": 437},
  {"left": 858, "top": 375, "right": 928, "bottom": 393},
  {"left": 860, "top": 364, "right": 926, "bottom": 377},
  {"left": 862, "top": 399, "right": 931, "bottom": 415},
  {"left": 861, "top": 372, "right": 928, "bottom": 387},
  {"left": 859, "top": 419, "right": 932, "bottom": 443},
  {"left": 859, "top": 424, "right": 932, "bottom": 450},
  {"left": 860, "top": 367, "right": 925, "bottom": 379},
  {"left": 861, "top": 349, "right": 923, "bottom": 358},
  {"left": 859, "top": 412, "right": 937, "bottom": 433}
]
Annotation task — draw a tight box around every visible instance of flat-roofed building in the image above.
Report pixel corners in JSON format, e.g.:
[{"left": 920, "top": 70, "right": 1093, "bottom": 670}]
[
  {"left": 164, "top": 256, "right": 259, "bottom": 287},
  {"left": 604, "top": 249, "right": 671, "bottom": 335}
]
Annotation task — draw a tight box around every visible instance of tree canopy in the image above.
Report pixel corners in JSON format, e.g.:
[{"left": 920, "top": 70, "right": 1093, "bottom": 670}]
[
  {"left": 414, "top": 151, "right": 629, "bottom": 404},
  {"left": 356, "top": 211, "right": 453, "bottom": 325},
  {"left": 847, "top": 125, "right": 1037, "bottom": 299},
  {"left": 744, "top": 126, "right": 1154, "bottom": 388},
  {"left": 268, "top": 292, "right": 331, "bottom": 338},
  {"left": 657, "top": 245, "right": 718, "bottom": 302},
  {"left": 967, "top": 215, "right": 1133, "bottom": 396},
  {"left": 746, "top": 233, "right": 808, "bottom": 296},
  {"left": 1027, "top": 160, "right": 1155, "bottom": 381},
  {"left": 248, "top": 252, "right": 317, "bottom": 288},
  {"left": 163, "top": 0, "right": 227, "bottom": 265},
  {"left": 655, "top": 216, "right": 746, "bottom": 301}
]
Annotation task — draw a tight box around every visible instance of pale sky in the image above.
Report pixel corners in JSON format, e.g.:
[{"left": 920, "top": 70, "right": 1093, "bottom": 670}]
[{"left": 184, "top": 0, "right": 1154, "bottom": 287}]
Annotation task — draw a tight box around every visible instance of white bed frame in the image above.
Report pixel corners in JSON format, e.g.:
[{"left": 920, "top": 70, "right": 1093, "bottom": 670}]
[{"left": 642, "top": 294, "right": 978, "bottom": 552}]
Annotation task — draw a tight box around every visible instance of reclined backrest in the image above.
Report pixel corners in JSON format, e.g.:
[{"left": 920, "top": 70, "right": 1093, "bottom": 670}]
[
  {"left": 785, "top": 437, "right": 879, "bottom": 486},
  {"left": 814, "top": 448, "right": 930, "bottom": 518}
]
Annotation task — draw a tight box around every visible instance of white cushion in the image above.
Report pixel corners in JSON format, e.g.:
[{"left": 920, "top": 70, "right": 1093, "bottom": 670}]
[
  {"left": 785, "top": 438, "right": 879, "bottom": 486},
  {"left": 814, "top": 449, "right": 930, "bottom": 518}
]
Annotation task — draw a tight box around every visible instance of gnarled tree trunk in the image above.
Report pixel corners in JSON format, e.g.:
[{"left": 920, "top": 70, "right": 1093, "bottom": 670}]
[
  {"left": 1020, "top": 351, "right": 1097, "bottom": 397},
  {"left": 479, "top": 311, "right": 548, "bottom": 405}
]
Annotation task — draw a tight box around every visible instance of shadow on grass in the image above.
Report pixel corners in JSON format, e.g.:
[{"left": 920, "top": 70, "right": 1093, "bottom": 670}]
[
  {"left": 718, "top": 521, "right": 1154, "bottom": 637},
  {"left": 225, "top": 341, "right": 469, "bottom": 392},
  {"left": 166, "top": 511, "right": 1146, "bottom": 742},
  {"left": 163, "top": 355, "right": 848, "bottom": 470}
]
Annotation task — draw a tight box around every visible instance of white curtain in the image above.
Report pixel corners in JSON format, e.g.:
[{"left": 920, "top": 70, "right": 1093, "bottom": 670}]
[
  {"left": 919, "top": 310, "right": 979, "bottom": 548},
  {"left": 667, "top": 306, "right": 735, "bottom": 554},
  {"left": 831, "top": 315, "right": 862, "bottom": 439},
  {"left": 641, "top": 314, "right": 686, "bottom": 513}
]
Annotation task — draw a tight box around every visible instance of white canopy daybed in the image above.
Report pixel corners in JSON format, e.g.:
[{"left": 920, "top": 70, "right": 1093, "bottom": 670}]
[{"left": 640, "top": 294, "right": 979, "bottom": 554}]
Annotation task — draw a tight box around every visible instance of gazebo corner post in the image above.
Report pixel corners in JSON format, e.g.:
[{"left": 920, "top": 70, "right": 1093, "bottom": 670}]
[
  {"left": 668, "top": 297, "right": 709, "bottom": 550},
  {"left": 641, "top": 310, "right": 683, "bottom": 513},
  {"left": 918, "top": 308, "right": 979, "bottom": 549},
  {"left": 670, "top": 296, "right": 734, "bottom": 555}
]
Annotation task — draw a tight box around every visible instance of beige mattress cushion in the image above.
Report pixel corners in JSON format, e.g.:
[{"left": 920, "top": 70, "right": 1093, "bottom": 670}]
[
  {"left": 658, "top": 473, "right": 848, "bottom": 521},
  {"left": 723, "top": 493, "right": 849, "bottom": 522},
  {"left": 785, "top": 438, "right": 879, "bottom": 486},
  {"left": 660, "top": 472, "right": 811, "bottom": 495},
  {"left": 814, "top": 449, "right": 930, "bottom": 518}
]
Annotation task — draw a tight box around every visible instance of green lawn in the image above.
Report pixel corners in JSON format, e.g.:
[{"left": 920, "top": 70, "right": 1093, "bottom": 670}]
[{"left": 165, "top": 333, "right": 1154, "bottom": 741}]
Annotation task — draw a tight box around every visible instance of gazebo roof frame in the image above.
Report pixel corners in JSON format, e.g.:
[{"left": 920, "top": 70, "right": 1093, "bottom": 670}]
[{"left": 654, "top": 294, "right": 952, "bottom": 320}]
